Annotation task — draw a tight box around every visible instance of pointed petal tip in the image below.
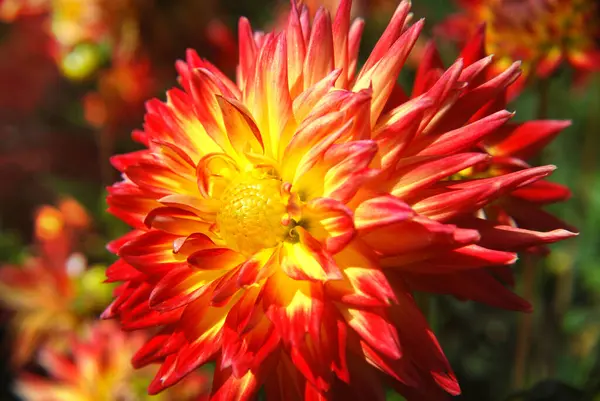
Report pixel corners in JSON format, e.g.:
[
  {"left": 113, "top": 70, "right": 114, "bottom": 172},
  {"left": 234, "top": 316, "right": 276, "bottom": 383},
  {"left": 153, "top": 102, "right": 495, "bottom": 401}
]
[
  {"left": 432, "top": 372, "right": 461, "bottom": 396},
  {"left": 482, "top": 54, "right": 494, "bottom": 65},
  {"left": 561, "top": 120, "right": 572, "bottom": 129},
  {"left": 394, "top": 0, "right": 412, "bottom": 16},
  {"left": 100, "top": 307, "right": 114, "bottom": 320},
  {"left": 554, "top": 229, "right": 579, "bottom": 238},
  {"left": 455, "top": 228, "right": 481, "bottom": 244},
  {"left": 545, "top": 119, "right": 572, "bottom": 129},
  {"left": 447, "top": 57, "right": 466, "bottom": 75},
  {"left": 148, "top": 379, "right": 164, "bottom": 396}
]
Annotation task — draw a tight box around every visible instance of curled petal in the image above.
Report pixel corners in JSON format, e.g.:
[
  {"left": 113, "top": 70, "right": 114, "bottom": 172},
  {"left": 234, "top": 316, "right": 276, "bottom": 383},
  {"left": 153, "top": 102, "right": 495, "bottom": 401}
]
[
  {"left": 196, "top": 153, "right": 239, "bottom": 199},
  {"left": 145, "top": 207, "right": 212, "bottom": 236},
  {"left": 216, "top": 95, "right": 264, "bottom": 158},
  {"left": 187, "top": 248, "right": 245, "bottom": 270}
]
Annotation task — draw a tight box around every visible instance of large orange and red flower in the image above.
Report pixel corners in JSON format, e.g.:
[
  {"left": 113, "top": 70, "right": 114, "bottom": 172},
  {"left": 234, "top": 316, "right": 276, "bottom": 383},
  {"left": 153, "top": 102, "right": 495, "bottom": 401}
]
[
  {"left": 440, "top": 0, "right": 600, "bottom": 93},
  {"left": 104, "top": 0, "right": 576, "bottom": 399}
]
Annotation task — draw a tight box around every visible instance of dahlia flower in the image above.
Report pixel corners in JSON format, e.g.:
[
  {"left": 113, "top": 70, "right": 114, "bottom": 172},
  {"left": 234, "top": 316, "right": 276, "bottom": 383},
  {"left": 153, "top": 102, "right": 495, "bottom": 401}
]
[
  {"left": 104, "top": 0, "right": 576, "bottom": 399},
  {"left": 16, "top": 321, "right": 210, "bottom": 401},
  {"left": 0, "top": 199, "right": 111, "bottom": 366},
  {"left": 440, "top": 0, "right": 600, "bottom": 93}
]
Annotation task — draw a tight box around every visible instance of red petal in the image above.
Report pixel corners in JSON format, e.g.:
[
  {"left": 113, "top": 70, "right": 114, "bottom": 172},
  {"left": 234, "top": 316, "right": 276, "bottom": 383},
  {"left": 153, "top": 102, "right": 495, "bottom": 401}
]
[
  {"left": 404, "top": 269, "right": 532, "bottom": 312},
  {"left": 354, "top": 195, "right": 414, "bottom": 233},
  {"left": 488, "top": 120, "right": 571, "bottom": 160},
  {"left": 390, "top": 153, "right": 490, "bottom": 198},
  {"left": 149, "top": 266, "right": 222, "bottom": 311},
  {"left": 457, "top": 217, "right": 577, "bottom": 251},
  {"left": 510, "top": 179, "right": 571, "bottom": 204},
  {"left": 210, "top": 361, "right": 260, "bottom": 401},
  {"left": 340, "top": 307, "right": 401, "bottom": 360},
  {"left": 264, "top": 272, "right": 325, "bottom": 347},
  {"left": 105, "top": 259, "right": 144, "bottom": 283}
]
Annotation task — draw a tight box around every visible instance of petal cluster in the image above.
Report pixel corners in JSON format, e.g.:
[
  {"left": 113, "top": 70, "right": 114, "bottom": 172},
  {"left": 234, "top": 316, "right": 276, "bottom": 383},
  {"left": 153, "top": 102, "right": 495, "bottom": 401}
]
[
  {"left": 413, "top": 28, "right": 575, "bottom": 253},
  {"left": 104, "top": 1, "right": 576, "bottom": 399},
  {"left": 440, "top": 0, "right": 600, "bottom": 93}
]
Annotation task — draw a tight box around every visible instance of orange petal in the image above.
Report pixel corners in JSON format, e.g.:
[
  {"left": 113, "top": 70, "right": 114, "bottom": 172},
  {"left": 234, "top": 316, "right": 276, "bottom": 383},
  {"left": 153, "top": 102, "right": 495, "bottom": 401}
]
[
  {"left": 303, "top": 197, "right": 356, "bottom": 254},
  {"left": 303, "top": 8, "right": 334, "bottom": 89},
  {"left": 280, "top": 230, "right": 342, "bottom": 282}
]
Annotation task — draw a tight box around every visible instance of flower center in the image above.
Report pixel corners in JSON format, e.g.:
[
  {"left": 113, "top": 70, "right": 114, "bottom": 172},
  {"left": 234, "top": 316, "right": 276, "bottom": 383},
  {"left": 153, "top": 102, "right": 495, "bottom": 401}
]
[{"left": 216, "top": 172, "right": 289, "bottom": 255}]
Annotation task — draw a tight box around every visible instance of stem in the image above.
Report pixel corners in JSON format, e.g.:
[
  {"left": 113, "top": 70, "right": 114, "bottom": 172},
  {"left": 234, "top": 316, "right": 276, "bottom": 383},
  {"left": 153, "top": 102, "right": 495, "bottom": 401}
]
[
  {"left": 512, "top": 77, "right": 550, "bottom": 389},
  {"left": 579, "top": 77, "right": 600, "bottom": 208},
  {"left": 513, "top": 254, "right": 536, "bottom": 390},
  {"left": 537, "top": 78, "right": 550, "bottom": 120}
]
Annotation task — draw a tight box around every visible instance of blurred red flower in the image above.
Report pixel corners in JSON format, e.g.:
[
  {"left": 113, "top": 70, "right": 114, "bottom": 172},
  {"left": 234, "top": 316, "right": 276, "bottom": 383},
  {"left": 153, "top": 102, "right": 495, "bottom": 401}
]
[
  {"left": 0, "top": 199, "right": 111, "bottom": 367},
  {"left": 84, "top": 55, "right": 157, "bottom": 133},
  {"left": 16, "top": 321, "right": 210, "bottom": 401}
]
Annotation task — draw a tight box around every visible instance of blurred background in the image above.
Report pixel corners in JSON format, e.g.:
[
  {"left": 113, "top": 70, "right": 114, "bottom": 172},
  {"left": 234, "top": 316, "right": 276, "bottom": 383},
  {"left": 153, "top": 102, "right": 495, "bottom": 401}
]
[{"left": 0, "top": 0, "right": 598, "bottom": 400}]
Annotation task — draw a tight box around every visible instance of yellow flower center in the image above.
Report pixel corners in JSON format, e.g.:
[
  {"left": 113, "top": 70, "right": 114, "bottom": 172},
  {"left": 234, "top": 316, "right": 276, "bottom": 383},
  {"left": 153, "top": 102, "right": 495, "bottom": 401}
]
[{"left": 216, "top": 172, "right": 289, "bottom": 255}]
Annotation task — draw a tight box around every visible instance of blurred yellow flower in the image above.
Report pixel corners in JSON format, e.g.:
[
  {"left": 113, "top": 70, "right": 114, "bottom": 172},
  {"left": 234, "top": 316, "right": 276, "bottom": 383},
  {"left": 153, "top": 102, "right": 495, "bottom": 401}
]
[{"left": 440, "top": 0, "right": 600, "bottom": 94}]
